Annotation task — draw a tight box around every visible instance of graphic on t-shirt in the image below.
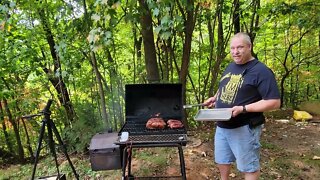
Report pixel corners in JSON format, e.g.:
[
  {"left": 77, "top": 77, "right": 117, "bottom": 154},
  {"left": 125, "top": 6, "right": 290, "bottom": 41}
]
[{"left": 219, "top": 72, "right": 243, "bottom": 104}]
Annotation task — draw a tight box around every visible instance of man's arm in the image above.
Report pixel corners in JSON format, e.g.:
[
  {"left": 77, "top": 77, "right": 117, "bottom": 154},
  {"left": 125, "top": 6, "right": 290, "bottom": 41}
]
[
  {"left": 245, "top": 99, "right": 281, "bottom": 112},
  {"left": 231, "top": 99, "right": 281, "bottom": 117}
]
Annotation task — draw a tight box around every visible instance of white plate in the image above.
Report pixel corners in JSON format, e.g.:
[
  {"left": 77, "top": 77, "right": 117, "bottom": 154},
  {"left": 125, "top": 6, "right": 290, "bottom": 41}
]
[{"left": 194, "top": 108, "right": 232, "bottom": 121}]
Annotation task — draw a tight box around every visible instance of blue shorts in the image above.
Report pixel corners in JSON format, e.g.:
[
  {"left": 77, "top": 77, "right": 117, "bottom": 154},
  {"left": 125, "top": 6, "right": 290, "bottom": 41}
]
[{"left": 214, "top": 125, "right": 262, "bottom": 172}]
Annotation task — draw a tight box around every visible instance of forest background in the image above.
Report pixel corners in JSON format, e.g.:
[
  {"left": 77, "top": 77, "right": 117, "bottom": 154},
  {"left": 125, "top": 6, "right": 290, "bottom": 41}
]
[{"left": 0, "top": 0, "right": 319, "bottom": 167}]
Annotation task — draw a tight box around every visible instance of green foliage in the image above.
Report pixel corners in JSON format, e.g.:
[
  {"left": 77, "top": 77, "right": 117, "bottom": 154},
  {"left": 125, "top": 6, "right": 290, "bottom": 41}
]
[
  {"left": 62, "top": 101, "right": 104, "bottom": 153},
  {"left": 255, "top": 0, "right": 320, "bottom": 107},
  {"left": 298, "top": 101, "right": 320, "bottom": 115},
  {"left": 147, "top": 0, "right": 184, "bottom": 40}
]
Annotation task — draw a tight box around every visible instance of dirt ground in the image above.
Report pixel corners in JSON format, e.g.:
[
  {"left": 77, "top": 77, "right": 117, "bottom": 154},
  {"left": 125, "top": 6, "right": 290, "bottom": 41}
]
[
  {"left": 169, "top": 117, "right": 320, "bottom": 180},
  {"left": 129, "top": 112, "right": 320, "bottom": 180},
  {"left": 2, "top": 111, "right": 320, "bottom": 180}
]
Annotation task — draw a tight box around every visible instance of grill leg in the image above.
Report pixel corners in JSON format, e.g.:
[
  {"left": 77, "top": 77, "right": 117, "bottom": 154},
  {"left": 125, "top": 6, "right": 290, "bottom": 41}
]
[
  {"left": 128, "top": 149, "right": 132, "bottom": 176},
  {"left": 177, "top": 145, "right": 187, "bottom": 180},
  {"left": 122, "top": 147, "right": 128, "bottom": 179},
  {"left": 122, "top": 146, "right": 133, "bottom": 179}
]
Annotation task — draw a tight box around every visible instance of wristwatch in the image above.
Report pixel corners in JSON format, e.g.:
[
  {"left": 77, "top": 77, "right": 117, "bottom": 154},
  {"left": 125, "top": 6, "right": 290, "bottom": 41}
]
[{"left": 242, "top": 105, "right": 247, "bottom": 113}]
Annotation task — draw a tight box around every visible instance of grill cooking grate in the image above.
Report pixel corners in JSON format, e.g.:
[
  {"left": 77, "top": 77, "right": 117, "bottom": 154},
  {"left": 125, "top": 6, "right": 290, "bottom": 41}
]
[
  {"left": 119, "top": 120, "right": 186, "bottom": 135},
  {"left": 117, "top": 117, "right": 187, "bottom": 145}
]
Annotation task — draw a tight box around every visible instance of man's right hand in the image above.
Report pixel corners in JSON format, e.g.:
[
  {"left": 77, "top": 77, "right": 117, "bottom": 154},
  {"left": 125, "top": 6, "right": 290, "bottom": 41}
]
[{"left": 203, "top": 97, "right": 216, "bottom": 108}]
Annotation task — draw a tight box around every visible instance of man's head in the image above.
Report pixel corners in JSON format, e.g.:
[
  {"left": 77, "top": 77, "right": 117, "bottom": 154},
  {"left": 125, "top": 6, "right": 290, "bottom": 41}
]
[{"left": 230, "top": 32, "right": 253, "bottom": 64}]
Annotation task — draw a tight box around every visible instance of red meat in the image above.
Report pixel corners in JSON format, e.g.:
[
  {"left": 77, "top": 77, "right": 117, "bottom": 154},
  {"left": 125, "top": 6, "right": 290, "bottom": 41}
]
[
  {"left": 146, "top": 117, "right": 166, "bottom": 129},
  {"left": 167, "top": 119, "right": 184, "bottom": 129}
]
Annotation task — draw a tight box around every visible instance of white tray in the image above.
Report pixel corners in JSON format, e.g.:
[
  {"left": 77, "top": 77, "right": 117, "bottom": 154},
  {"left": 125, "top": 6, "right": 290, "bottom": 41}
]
[{"left": 194, "top": 108, "right": 232, "bottom": 121}]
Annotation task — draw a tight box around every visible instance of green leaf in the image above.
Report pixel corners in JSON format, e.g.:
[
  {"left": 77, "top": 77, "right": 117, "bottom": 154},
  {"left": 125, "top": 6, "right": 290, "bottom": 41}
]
[
  {"left": 154, "top": 26, "right": 161, "bottom": 34},
  {"left": 9, "top": 2, "right": 16, "bottom": 8},
  {"left": 160, "top": 31, "right": 171, "bottom": 40},
  {"left": 105, "top": 31, "right": 112, "bottom": 39},
  {"left": 153, "top": 8, "right": 160, "bottom": 17},
  {"left": 61, "top": 71, "right": 68, "bottom": 78},
  {"left": 161, "top": 15, "right": 170, "bottom": 25},
  {"left": 91, "top": 14, "right": 101, "bottom": 21}
]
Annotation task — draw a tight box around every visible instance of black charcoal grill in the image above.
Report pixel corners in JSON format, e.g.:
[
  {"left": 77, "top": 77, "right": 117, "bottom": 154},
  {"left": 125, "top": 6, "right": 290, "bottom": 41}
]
[
  {"left": 117, "top": 83, "right": 187, "bottom": 179},
  {"left": 117, "top": 83, "right": 188, "bottom": 144}
]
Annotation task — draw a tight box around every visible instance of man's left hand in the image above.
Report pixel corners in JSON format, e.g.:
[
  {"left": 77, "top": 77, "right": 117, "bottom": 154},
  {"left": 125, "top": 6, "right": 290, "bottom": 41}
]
[{"left": 231, "top": 106, "right": 244, "bottom": 117}]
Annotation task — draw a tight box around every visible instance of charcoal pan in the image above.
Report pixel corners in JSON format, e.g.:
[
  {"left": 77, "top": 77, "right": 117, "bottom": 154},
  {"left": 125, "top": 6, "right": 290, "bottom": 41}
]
[{"left": 194, "top": 108, "right": 232, "bottom": 121}]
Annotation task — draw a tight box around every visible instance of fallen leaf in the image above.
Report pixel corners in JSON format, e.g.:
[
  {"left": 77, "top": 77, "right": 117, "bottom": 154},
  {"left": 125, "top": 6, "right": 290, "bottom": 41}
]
[
  {"left": 201, "top": 151, "right": 207, "bottom": 157},
  {"left": 275, "top": 119, "right": 290, "bottom": 123},
  {"left": 312, "top": 156, "right": 320, "bottom": 160}
]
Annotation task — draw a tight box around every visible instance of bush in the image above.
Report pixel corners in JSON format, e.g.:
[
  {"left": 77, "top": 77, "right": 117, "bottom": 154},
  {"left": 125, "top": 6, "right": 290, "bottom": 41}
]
[{"left": 62, "top": 101, "right": 104, "bottom": 153}]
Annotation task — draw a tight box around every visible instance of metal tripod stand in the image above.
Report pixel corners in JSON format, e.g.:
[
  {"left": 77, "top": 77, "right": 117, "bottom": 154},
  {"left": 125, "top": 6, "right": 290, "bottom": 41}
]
[{"left": 24, "top": 99, "right": 79, "bottom": 180}]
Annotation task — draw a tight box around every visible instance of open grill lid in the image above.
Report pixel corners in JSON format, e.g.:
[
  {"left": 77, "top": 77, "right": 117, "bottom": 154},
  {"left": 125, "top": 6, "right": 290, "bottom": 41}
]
[
  {"left": 125, "top": 83, "right": 183, "bottom": 121},
  {"left": 120, "top": 83, "right": 186, "bottom": 134}
]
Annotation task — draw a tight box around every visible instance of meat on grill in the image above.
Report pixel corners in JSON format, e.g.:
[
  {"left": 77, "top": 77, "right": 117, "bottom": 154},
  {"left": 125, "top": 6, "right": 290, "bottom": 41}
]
[
  {"left": 167, "top": 119, "right": 184, "bottom": 129},
  {"left": 146, "top": 117, "right": 166, "bottom": 129}
]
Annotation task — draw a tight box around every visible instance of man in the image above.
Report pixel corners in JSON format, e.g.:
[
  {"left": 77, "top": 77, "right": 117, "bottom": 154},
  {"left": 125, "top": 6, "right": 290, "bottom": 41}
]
[{"left": 203, "top": 32, "right": 281, "bottom": 180}]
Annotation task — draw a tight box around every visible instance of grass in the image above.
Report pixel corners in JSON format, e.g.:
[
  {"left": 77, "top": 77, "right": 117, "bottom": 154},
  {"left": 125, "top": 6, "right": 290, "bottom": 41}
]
[
  {"left": 259, "top": 142, "right": 320, "bottom": 180},
  {"left": 301, "top": 147, "right": 320, "bottom": 169},
  {"left": 263, "top": 155, "right": 301, "bottom": 179},
  {"left": 130, "top": 147, "right": 176, "bottom": 177},
  {"left": 0, "top": 147, "right": 176, "bottom": 180},
  {"left": 261, "top": 140, "right": 279, "bottom": 150},
  {"left": 0, "top": 155, "right": 122, "bottom": 180}
]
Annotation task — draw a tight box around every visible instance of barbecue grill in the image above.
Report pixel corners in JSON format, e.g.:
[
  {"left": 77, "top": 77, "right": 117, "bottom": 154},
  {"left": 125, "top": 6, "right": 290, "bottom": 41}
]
[
  {"left": 117, "top": 83, "right": 188, "bottom": 179},
  {"left": 89, "top": 83, "right": 188, "bottom": 179}
]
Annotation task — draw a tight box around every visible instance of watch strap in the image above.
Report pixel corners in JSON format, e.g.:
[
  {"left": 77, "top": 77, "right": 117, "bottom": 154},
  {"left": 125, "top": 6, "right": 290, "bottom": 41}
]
[{"left": 242, "top": 105, "right": 247, "bottom": 113}]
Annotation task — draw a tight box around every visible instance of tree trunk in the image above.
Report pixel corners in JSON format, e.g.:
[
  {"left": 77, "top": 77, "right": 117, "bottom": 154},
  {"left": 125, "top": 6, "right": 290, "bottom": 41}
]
[
  {"left": 248, "top": 0, "right": 260, "bottom": 58},
  {"left": 233, "top": 0, "right": 240, "bottom": 33},
  {"left": 203, "top": 11, "right": 216, "bottom": 99},
  {"left": 90, "top": 52, "right": 110, "bottom": 128},
  {"left": 106, "top": 49, "right": 124, "bottom": 130},
  {"left": 177, "top": 0, "right": 197, "bottom": 127},
  {"left": 21, "top": 118, "right": 34, "bottom": 161},
  {"left": 209, "top": 0, "right": 225, "bottom": 97},
  {"left": 81, "top": 0, "right": 111, "bottom": 128},
  {"left": 138, "top": 0, "right": 160, "bottom": 83},
  {"left": 133, "top": 26, "right": 143, "bottom": 83},
  {"left": 3, "top": 99, "right": 25, "bottom": 161},
  {"left": 0, "top": 102, "right": 14, "bottom": 154},
  {"left": 38, "top": 9, "right": 76, "bottom": 124}
]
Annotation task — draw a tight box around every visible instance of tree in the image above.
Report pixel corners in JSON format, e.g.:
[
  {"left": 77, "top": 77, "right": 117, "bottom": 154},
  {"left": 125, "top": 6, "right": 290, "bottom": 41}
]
[
  {"left": 2, "top": 98, "right": 24, "bottom": 161},
  {"left": 176, "top": 0, "right": 199, "bottom": 120},
  {"left": 37, "top": 6, "right": 76, "bottom": 125},
  {"left": 139, "top": 0, "right": 160, "bottom": 83}
]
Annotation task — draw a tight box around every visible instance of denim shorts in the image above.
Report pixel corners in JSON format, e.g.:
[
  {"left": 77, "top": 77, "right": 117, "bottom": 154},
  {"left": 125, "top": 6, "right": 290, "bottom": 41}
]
[{"left": 214, "top": 125, "right": 262, "bottom": 172}]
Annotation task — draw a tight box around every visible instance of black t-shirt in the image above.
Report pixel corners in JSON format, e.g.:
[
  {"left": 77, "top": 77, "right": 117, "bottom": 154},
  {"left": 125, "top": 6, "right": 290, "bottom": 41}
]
[{"left": 215, "top": 59, "right": 280, "bottom": 128}]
